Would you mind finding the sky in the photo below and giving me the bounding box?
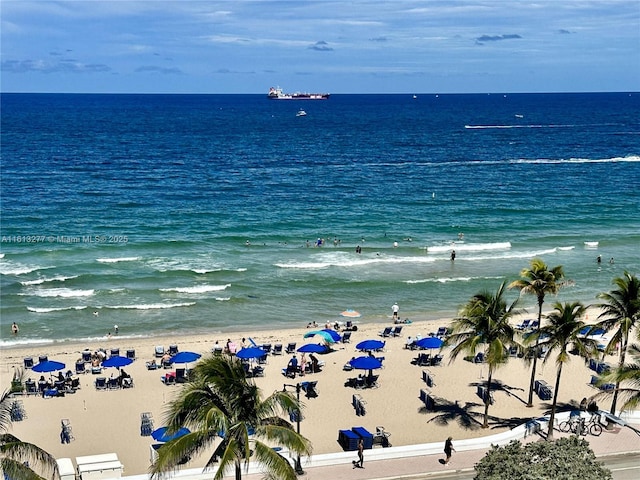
[1,0,639,94]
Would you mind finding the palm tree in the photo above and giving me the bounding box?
[446,281,520,428]
[596,272,640,414]
[150,355,312,480]
[533,301,599,440]
[598,345,640,413]
[1,384,59,480]
[509,258,565,407]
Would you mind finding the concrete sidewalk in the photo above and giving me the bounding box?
[244,423,640,480]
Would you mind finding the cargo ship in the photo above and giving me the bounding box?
[267,86,330,100]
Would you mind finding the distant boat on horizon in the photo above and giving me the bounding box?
[268,86,330,100]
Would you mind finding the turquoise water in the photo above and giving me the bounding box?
[1,92,639,347]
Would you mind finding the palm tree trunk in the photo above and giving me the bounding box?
[610,336,628,415]
[526,300,544,407]
[547,362,563,440]
[235,461,242,480]
[483,369,493,428]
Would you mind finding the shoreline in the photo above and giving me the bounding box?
[2,311,619,476]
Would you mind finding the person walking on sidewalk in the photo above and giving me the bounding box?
[353,438,364,468]
[444,436,455,464]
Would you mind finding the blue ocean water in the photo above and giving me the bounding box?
[1,92,639,348]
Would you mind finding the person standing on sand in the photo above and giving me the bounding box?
[444,437,455,464]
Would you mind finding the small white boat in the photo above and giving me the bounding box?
[296,109,307,117]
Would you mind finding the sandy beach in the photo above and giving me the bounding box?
[1,314,620,476]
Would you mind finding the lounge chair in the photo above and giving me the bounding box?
[107,378,119,389]
[23,357,34,369]
[379,326,392,337]
[82,350,92,363]
[416,353,431,366]
[161,373,176,385]
[352,394,366,416]
[373,426,392,447]
[473,352,485,363]
[431,354,444,366]
[272,343,283,355]
[391,326,403,337]
[419,389,436,410]
[38,355,48,364]
[529,321,539,329]
[126,349,136,360]
[175,368,187,383]
[365,374,379,388]
[285,342,297,354]
[95,377,107,390]
[301,381,318,398]
[341,331,352,343]
[154,346,165,358]
[140,412,154,436]
[75,361,86,374]
[121,377,134,388]
[422,370,435,387]
[436,327,448,338]
[477,385,494,404]
[168,344,179,355]
[25,380,38,396]
[146,360,158,370]
[110,348,120,357]
[252,365,265,377]
[261,344,272,355]
[516,319,531,330]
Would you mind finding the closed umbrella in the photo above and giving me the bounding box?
[32,360,66,373]
[236,347,267,360]
[101,356,133,368]
[297,343,327,354]
[356,339,385,352]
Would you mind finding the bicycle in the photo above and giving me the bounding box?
[558,414,602,436]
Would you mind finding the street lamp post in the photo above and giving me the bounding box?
[283,383,305,475]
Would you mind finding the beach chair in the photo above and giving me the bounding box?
[168,344,179,355]
[529,321,539,329]
[516,319,531,330]
[473,352,485,363]
[352,394,366,416]
[285,342,297,354]
[212,344,224,355]
[175,368,187,383]
[431,354,444,366]
[95,377,107,390]
[161,373,176,385]
[126,349,136,360]
[24,380,38,396]
[107,377,119,389]
[252,365,265,377]
[341,331,352,343]
[146,360,158,370]
[110,348,120,357]
[391,326,403,337]
[301,381,318,398]
[82,350,92,363]
[373,426,392,447]
[272,343,283,355]
[261,344,272,355]
[154,346,165,358]
[140,412,154,437]
[75,361,86,374]
[23,357,34,369]
[436,327,449,338]
[379,326,392,337]
[416,353,431,366]
[422,370,435,387]
[38,355,48,364]
[365,375,379,388]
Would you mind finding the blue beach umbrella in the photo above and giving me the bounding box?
[297,343,327,354]
[349,356,383,371]
[151,426,190,443]
[415,337,444,350]
[170,351,201,365]
[579,326,606,337]
[101,356,133,368]
[303,330,336,344]
[356,339,385,352]
[236,347,267,360]
[32,360,66,373]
